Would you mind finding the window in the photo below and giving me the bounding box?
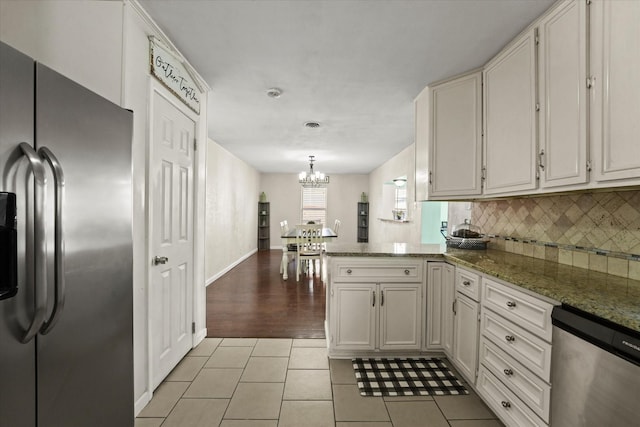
[393,186,407,220]
[395,187,407,211]
[301,187,327,225]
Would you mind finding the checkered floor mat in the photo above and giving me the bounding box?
[352,357,468,397]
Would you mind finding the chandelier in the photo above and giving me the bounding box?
[298,155,330,188]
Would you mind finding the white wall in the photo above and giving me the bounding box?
[260,174,369,245]
[368,144,423,244]
[205,139,260,283]
[120,4,152,413]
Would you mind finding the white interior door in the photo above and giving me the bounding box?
[150,90,195,390]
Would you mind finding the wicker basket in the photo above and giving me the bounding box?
[446,236,488,250]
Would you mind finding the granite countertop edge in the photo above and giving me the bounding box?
[324,243,640,333]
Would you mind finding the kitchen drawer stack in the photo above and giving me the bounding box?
[476,277,555,427]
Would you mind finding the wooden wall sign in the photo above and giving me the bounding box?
[149,37,201,114]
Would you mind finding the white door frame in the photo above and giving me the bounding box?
[145,79,206,396]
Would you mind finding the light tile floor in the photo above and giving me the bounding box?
[136,338,504,427]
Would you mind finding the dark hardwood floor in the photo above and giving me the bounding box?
[206,250,326,338]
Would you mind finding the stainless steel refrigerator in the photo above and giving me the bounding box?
[0,41,134,427]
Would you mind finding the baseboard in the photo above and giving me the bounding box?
[194,327,207,345]
[324,320,330,346]
[134,390,151,417]
[206,248,258,286]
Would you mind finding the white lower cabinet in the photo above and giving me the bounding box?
[332,283,377,351]
[478,277,556,427]
[379,284,422,350]
[329,258,423,354]
[452,292,479,384]
[332,282,422,351]
[329,257,560,426]
[481,309,552,380]
[477,366,547,427]
[479,337,551,422]
[451,267,481,384]
[426,262,455,357]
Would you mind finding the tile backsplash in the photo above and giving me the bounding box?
[471,190,640,280]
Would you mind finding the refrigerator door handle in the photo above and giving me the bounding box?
[38,147,65,335]
[19,143,48,343]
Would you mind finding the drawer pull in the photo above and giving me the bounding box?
[501,401,511,408]
[346,269,352,274]
[404,269,410,275]
[462,280,471,286]
[503,368,514,376]
[506,301,517,308]
[505,335,515,342]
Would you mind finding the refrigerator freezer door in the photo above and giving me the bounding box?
[0,42,37,427]
[35,64,134,426]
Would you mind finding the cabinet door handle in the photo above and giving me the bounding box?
[404,269,410,275]
[381,290,384,306]
[506,301,516,308]
[452,300,457,315]
[346,269,352,274]
[372,291,376,307]
[501,401,511,408]
[505,335,515,342]
[503,368,514,376]
[539,149,545,171]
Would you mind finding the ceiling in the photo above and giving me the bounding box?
[138,0,554,175]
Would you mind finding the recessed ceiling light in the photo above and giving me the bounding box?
[266,87,282,98]
[304,121,321,129]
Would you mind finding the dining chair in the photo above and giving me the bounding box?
[280,220,296,276]
[333,219,341,235]
[295,223,324,281]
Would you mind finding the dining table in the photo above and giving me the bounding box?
[280,227,337,280]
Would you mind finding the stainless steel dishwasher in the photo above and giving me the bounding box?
[550,306,640,426]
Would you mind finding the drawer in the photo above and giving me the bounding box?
[476,366,547,427]
[482,277,555,342]
[455,267,480,301]
[481,309,552,381]
[332,259,423,282]
[479,337,550,422]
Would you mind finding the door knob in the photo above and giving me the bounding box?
[153,256,168,265]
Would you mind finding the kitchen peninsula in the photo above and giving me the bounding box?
[324,243,640,335]
[324,242,640,427]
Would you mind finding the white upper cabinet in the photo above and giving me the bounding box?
[538,0,589,189]
[590,0,640,183]
[429,72,483,199]
[414,0,640,198]
[483,29,538,195]
[414,70,482,201]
